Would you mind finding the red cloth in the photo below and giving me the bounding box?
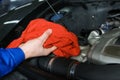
[7,19,80,58]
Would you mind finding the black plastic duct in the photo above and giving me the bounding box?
[36,56,120,80]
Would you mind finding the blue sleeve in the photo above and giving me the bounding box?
[0,48,25,78]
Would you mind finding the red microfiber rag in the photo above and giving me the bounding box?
[7,18,80,58]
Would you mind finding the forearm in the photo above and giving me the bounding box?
[0,48,25,77]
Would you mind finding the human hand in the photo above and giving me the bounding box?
[19,29,57,59]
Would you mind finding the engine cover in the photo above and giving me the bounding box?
[88,28,120,64]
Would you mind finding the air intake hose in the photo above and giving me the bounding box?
[37,56,79,79]
[37,56,120,80]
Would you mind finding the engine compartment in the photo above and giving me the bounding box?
[1,0,120,80]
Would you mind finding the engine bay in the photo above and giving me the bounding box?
[0,0,120,80]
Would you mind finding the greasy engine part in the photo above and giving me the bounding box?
[35,56,120,80]
[88,28,120,64]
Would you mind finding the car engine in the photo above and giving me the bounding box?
[0,0,120,80]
